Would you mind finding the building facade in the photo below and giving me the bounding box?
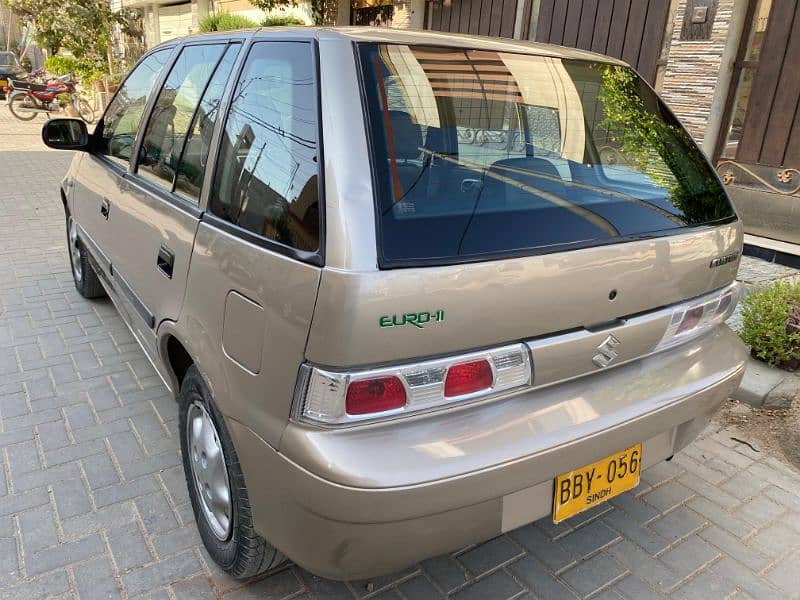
[125,0,314,47]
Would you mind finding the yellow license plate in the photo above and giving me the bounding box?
[0,80,7,88]
[553,443,642,523]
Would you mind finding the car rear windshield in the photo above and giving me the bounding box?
[357,44,736,267]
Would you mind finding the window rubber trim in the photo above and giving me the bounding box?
[122,172,203,219]
[200,212,323,266]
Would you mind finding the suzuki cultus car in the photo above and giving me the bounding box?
[42,28,747,580]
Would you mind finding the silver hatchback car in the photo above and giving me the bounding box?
[42,27,747,580]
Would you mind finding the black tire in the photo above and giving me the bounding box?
[8,94,37,121]
[179,365,286,578]
[67,214,106,299]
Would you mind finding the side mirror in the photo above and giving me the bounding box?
[41,118,89,151]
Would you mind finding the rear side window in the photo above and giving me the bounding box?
[97,49,172,167]
[137,43,227,191]
[175,44,241,200]
[209,41,320,254]
[358,44,735,267]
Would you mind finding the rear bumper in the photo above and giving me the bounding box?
[229,326,746,580]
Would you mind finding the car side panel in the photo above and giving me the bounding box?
[103,178,200,362]
[71,155,127,282]
[174,222,321,448]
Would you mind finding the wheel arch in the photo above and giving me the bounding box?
[158,326,195,398]
[157,323,228,408]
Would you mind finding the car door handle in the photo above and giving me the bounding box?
[100,198,110,219]
[157,244,175,279]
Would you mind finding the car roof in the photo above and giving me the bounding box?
[153,27,628,66]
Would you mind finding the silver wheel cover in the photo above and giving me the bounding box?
[186,401,233,540]
[68,218,82,282]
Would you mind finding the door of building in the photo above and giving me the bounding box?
[715,0,800,244]
[159,3,193,42]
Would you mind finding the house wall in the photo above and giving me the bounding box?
[391,0,425,29]
[215,0,314,24]
[659,0,735,145]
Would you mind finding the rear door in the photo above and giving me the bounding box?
[73,48,173,281]
[107,41,243,361]
[179,39,323,446]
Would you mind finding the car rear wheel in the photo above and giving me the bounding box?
[8,94,36,121]
[179,365,286,578]
[67,215,106,299]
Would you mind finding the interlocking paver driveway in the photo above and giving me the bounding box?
[1,110,800,599]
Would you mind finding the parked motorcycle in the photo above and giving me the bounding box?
[4,74,94,123]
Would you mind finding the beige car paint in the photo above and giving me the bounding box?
[222,291,266,374]
[306,223,741,367]
[172,223,321,448]
[279,326,744,490]
[233,327,745,579]
[103,175,200,362]
[56,28,748,581]
[71,154,127,282]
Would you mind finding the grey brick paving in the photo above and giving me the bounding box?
[1,112,800,600]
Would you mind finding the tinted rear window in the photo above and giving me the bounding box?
[357,44,735,267]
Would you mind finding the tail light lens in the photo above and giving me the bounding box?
[657,283,739,351]
[345,376,406,415]
[294,344,531,426]
[444,360,493,396]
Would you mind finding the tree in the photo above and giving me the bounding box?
[248,0,336,25]
[5,0,62,54]
[6,0,141,83]
[248,0,296,13]
[597,65,731,224]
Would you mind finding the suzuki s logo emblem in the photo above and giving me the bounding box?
[593,334,621,368]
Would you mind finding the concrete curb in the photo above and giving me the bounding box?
[731,355,800,409]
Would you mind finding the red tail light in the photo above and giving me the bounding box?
[346,376,407,415]
[445,359,493,397]
[296,344,530,425]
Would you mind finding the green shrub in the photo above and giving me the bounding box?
[44,55,104,86]
[261,15,306,26]
[45,55,80,76]
[199,12,259,32]
[740,280,800,367]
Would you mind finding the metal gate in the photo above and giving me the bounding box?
[530,0,671,84]
[715,0,800,245]
[731,1,800,169]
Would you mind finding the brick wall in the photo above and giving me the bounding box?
[660,0,734,144]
